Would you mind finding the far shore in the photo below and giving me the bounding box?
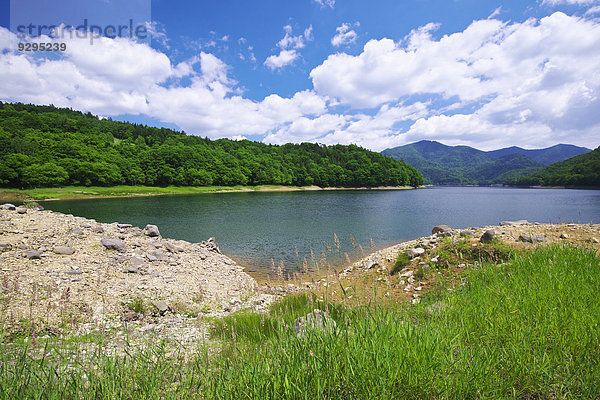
[0,184,422,202]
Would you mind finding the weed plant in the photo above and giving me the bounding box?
[1,245,598,399]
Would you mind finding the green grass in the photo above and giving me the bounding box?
[1,245,599,398]
[391,251,413,275]
[0,185,325,202]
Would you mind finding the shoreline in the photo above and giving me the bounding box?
[0,185,422,202]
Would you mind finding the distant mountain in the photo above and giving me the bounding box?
[381,141,591,185]
[486,144,592,165]
[511,146,600,187]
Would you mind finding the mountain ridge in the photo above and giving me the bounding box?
[382,140,592,185]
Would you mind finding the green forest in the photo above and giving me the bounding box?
[511,146,600,187]
[0,102,423,189]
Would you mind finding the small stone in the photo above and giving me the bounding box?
[152,301,170,315]
[164,242,183,253]
[101,238,127,252]
[24,250,43,259]
[130,257,146,266]
[500,220,529,226]
[460,230,475,237]
[124,265,139,273]
[432,225,452,235]
[54,246,76,255]
[406,248,425,258]
[152,250,164,260]
[518,235,545,243]
[16,207,27,214]
[480,230,495,244]
[2,204,16,211]
[117,223,133,229]
[144,224,160,237]
[92,226,105,234]
[31,202,44,211]
[146,253,158,262]
[560,233,569,239]
[65,270,83,276]
[71,228,83,235]
[590,237,599,244]
[80,223,92,229]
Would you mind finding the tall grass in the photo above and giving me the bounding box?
[1,245,599,399]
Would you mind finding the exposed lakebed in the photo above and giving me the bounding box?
[42,186,600,276]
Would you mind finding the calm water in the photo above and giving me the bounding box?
[42,187,600,276]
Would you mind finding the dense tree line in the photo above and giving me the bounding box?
[0,102,423,188]
[510,146,600,187]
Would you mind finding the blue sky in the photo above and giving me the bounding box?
[1,0,600,150]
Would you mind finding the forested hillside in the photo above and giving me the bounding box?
[511,146,600,187]
[382,140,590,185]
[0,102,423,188]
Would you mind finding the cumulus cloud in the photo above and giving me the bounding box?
[264,49,299,70]
[264,25,313,70]
[331,23,358,47]
[307,12,600,149]
[542,0,598,5]
[0,27,326,139]
[585,5,600,14]
[314,0,335,9]
[1,11,600,152]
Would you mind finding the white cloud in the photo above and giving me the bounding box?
[488,7,502,19]
[0,27,327,139]
[1,11,600,152]
[542,0,598,5]
[585,5,600,14]
[264,25,313,70]
[313,0,335,9]
[331,23,358,47]
[264,49,299,70]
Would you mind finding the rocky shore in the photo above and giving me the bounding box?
[1,203,598,352]
[303,219,600,305]
[0,203,278,345]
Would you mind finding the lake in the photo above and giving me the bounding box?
[42,187,600,277]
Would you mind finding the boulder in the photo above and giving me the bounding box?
[294,309,336,337]
[432,225,452,235]
[54,246,76,255]
[144,224,160,237]
[1,204,16,211]
[31,202,44,211]
[101,238,127,252]
[480,230,495,243]
[406,248,425,258]
[500,220,529,226]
